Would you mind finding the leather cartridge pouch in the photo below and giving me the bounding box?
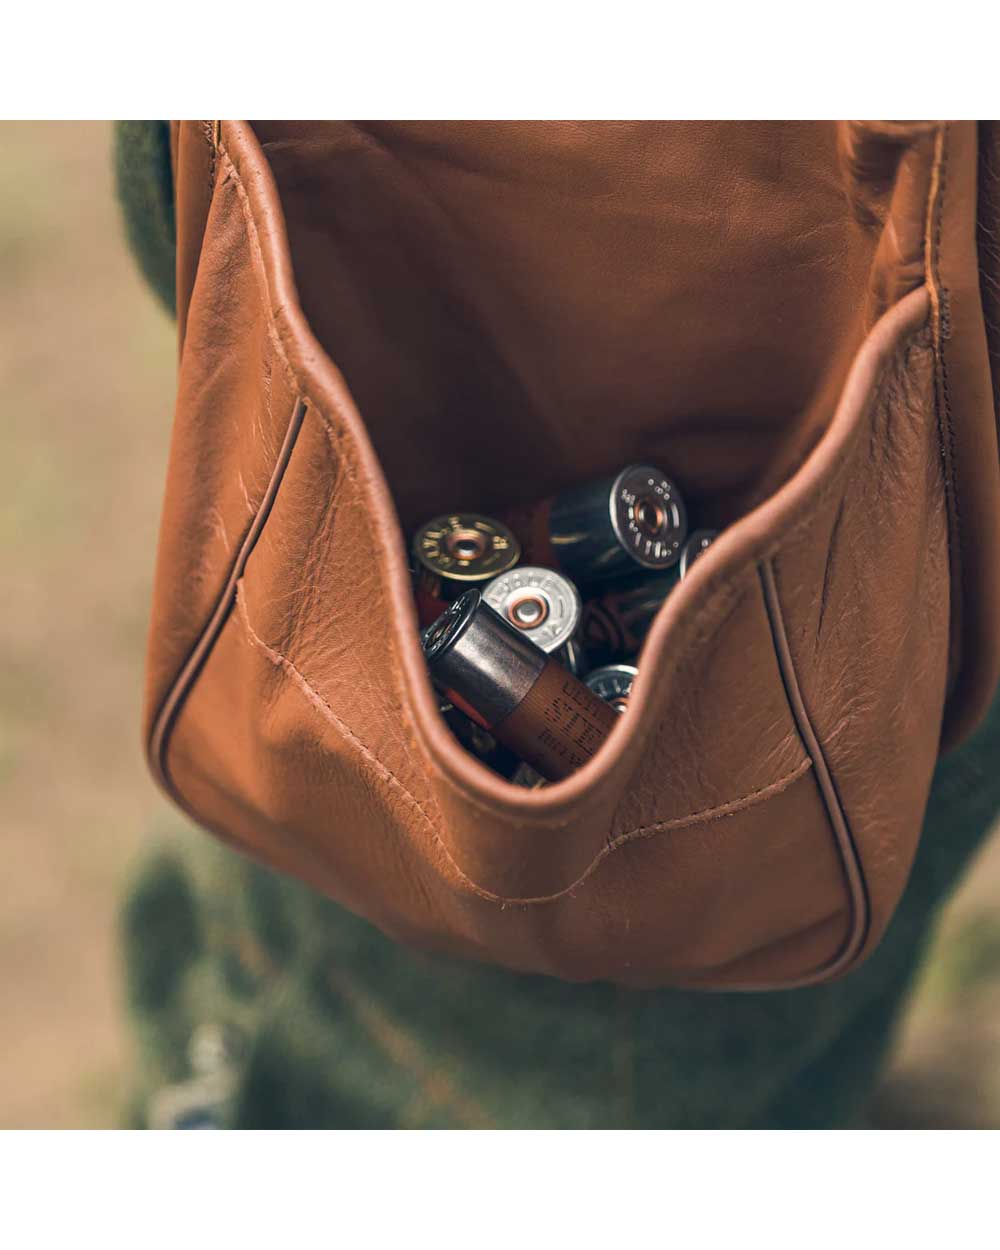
[145,121,1000,989]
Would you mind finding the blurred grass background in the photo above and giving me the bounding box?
[1,120,999,1128]
[1,121,175,1126]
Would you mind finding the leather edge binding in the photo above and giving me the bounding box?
[756,557,870,986]
[147,396,308,796]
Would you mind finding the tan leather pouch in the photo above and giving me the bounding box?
[146,121,1000,989]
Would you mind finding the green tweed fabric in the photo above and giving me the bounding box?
[120,695,1000,1129]
[116,121,1000,1129]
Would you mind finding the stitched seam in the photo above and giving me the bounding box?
[604,575,803,835]
[926,124,962,575]
[610,760,812,840]
[292,409,449,817]
[202,120,217,196]
[236,581,813,906]
[236,581,440,826]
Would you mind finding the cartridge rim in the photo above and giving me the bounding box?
[482,565,583,654]
[678,529,719,580]
[413,513,521,583]
[422,590,481,662]
[585,662,639,713]
[609,465,687,570]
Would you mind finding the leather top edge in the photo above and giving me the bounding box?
[215,120,933,821]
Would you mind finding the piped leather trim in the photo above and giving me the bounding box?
[757,558,870,985]
[147,397,308,793]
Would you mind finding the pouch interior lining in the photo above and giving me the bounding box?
[250,120,879,532]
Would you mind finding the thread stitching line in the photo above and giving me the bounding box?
[236,581,813,907]
[925,126,962,577]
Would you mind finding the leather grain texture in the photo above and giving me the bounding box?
[145,121,1000,989]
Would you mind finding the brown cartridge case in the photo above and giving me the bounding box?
[422,591,618,781]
